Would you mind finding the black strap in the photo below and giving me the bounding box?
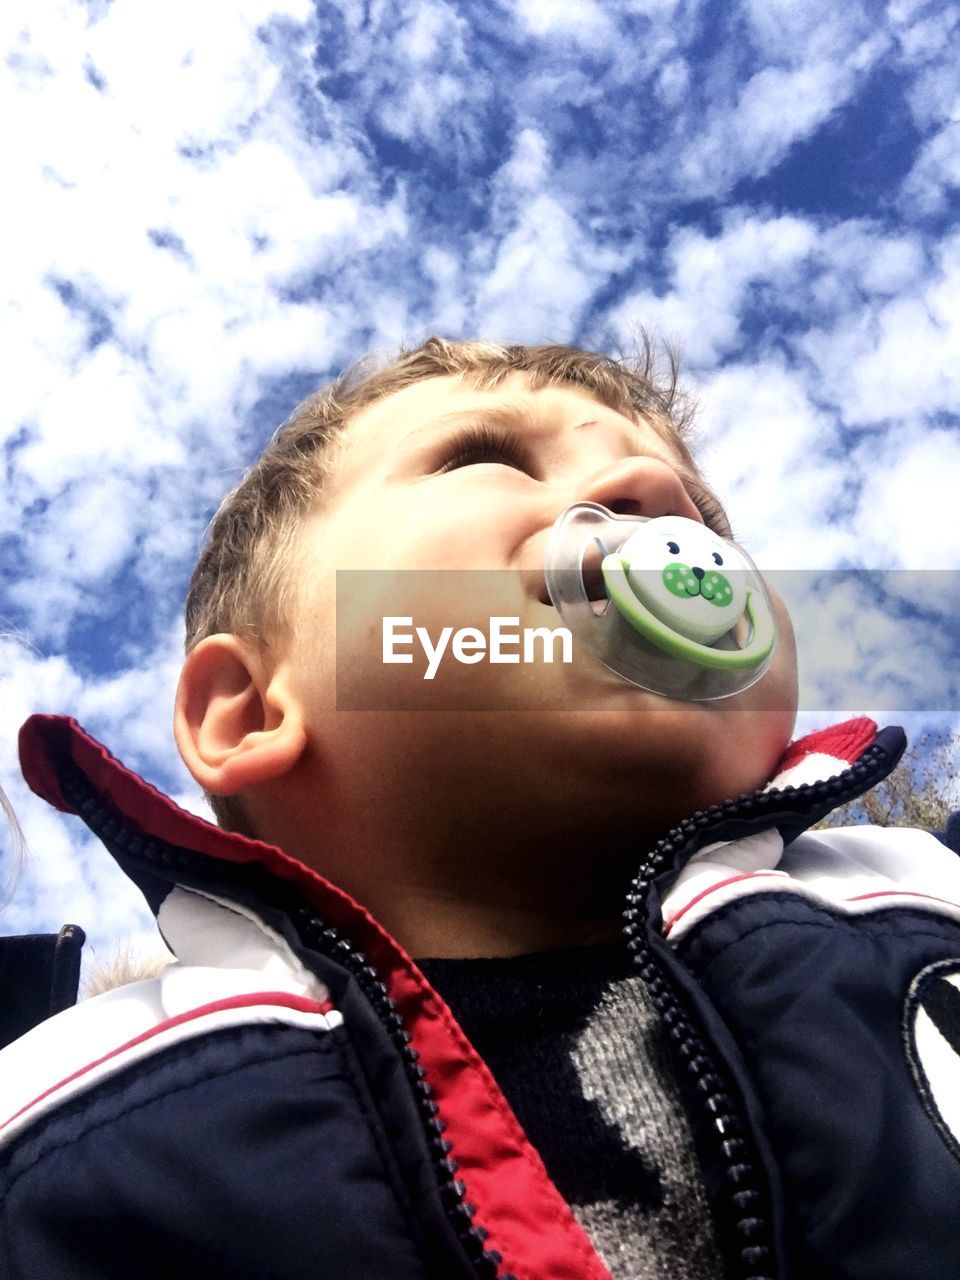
[937,811,960,856]
[0,924,86,1050]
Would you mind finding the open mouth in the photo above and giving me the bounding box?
[536,534,614,615]
[534,557,609,615]
[581,538,611,615]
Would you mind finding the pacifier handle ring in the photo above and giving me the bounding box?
[601,554,776,671]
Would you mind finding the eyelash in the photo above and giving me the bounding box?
[434,426,731,533]
[435,424,531,474]
[687,487,731,537]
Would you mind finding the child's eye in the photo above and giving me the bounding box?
[435,424,532,475]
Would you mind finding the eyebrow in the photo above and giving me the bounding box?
[384,397,729,529]
[405,401,692,473]
[399,394,701,471]
[405,404,537,438]
[405,402,653,450]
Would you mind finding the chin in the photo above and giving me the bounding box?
[683,698,797,806]
[576,664,797,813]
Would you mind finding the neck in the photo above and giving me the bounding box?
[250,764,658,959]
[309,828,635,958]
[378,882,625,959]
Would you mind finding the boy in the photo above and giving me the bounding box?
[2,337,960,1279]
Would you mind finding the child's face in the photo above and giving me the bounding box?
[270,373,798,854]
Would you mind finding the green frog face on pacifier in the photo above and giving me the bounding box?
[544,502,776,699]
[619,518,749,645]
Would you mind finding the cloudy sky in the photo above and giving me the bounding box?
[2,0,959,969]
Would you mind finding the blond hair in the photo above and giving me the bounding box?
[185,334,701,829]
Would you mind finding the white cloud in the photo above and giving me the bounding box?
[0,792,160,958]
[817,223,925,297]
[890,0,960,87]
[743,0,875,64]
[0,0,417,650]
[466,130,627,338]
[513,0,615,44]
[474,196,624,338]
[694,358,856,567]
[1,629,197,954]
[900,123,960,218]
[476,206,589,336]
[680,46,883,192]
[653,56,691,107]
[781,568,960,714]
[16,341,185,482]
[375,3,479,147]
[3,0,960,962]
[615,212,818,365]
[851,427,960,568]
[498,127,551,192]
[618,0,690,16]
[801,229,960,427]
[612,211,960,582]
[889,1,960,217]
[0,629,188,783]
[318,0,491,160]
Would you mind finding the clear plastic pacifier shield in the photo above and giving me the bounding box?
[544,503,776,701]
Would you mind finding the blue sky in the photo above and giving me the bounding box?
[2,0,959,968]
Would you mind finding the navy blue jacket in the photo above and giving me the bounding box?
[2,714,960,1280]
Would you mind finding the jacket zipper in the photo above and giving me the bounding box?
[621,740,894,1280]
[63,736,893,1280]
[290,908,511,1280]
[61,768,509,1280]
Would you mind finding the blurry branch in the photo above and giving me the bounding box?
[815,732,959,831]
[82,939,174,999]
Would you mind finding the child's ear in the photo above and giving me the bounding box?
[174,635,307,797]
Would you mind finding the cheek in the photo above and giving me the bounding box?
[679,592,798,801]
[318,570,537,714]
[277,574,339,720]
[767,589,799,717]
[732,591,799,772]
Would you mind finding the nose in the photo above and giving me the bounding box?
[692,565,704,579]
[522,456,704,608]
[575,455,703,523]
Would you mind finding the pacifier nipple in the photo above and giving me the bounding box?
[544,503,776,701]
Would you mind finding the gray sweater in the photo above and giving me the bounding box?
[420,945,723,1280]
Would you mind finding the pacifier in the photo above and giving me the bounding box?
[544,503,776,700]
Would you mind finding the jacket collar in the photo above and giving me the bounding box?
[16,711,905,1280]
[19,712,896,937]
[20,712,893,935]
